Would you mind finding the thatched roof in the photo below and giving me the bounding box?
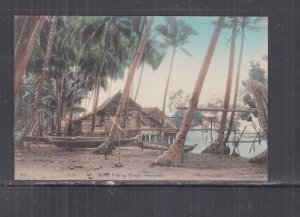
[141,107,178,133]
[73,91,141,123]
[72,95,177,134]
[138,111,161,127]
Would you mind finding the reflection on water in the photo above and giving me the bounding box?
[185,131,267,158]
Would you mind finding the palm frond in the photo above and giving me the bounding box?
[180,47,192,57]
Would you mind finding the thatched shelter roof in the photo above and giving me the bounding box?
[73,91,141,123]
[71,94,177,134]
[141,107,178,133]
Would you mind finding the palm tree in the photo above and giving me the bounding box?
[48,16,76,135]
[93,17,155,156]
[89,16,133,134]
[65,17,108,135]
[155,17,197,145]
[224,17,265,145]
[202,17,238,155]
[152,17,225,166]
[14,16,46,96]
[134,36,166,101]
[16,16,57,144]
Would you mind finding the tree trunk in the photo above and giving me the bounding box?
[14,16,46,96]
[67,66,78,136]
[160,47,176,144]
[224,22,246,144]
[162,47,176,116]
[134,61,145,102]
[108,78,113,98]
[152,17,225,166]
[91,28,110,133]
[202,17,238,155]
[91,76,101,133]
[56,77,64,135]
[15,16,57,144]
[93,17,155,155]
[67,18,108,135]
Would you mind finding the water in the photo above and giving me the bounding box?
[185,131,267,158]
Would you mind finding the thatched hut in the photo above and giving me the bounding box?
[69,91,141,136]
[139,107,178,144]
[65,93,178,144]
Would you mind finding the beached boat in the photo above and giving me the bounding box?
[139,142,197,153]
[24,135,138,148]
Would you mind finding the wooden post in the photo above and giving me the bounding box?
[176,107,257,113]
[123,98,129,137]
[249,133,259,153]
[210,118,213,143]
[232,125,247,155]
[118,137,121,166]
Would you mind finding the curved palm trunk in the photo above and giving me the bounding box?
[152,17,225,166]
[90,24,111,134]
[93,17,155,156]
[224,24,246,144]
[160,47,176,145]
[202,17,238,155]
[67,20,105,135]
[16,16,57,144]
[14,16,46,96]
[134,61,145,101]
[162,47,176,115]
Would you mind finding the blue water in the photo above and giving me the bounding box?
[185,131,267,158]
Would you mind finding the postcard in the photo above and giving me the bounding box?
[14,16,268,181]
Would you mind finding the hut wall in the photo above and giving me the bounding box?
[81,119,92,132]
[126,113,138,130]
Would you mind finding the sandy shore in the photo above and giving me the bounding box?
[15,144,267,181]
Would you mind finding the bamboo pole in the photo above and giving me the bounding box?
[176,107,257,113]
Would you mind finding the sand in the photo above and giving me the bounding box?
[14,144,267,182]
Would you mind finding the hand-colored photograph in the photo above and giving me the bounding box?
[14,16,268,181]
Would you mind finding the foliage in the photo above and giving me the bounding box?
[15,16,143,132]
[155,16,197,54]
[241,58,268,122]
[247,61,267,85]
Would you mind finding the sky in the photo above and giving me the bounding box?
[83,16,268,116]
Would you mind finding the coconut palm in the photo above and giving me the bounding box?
[152,17,225,166]
[93,17,155,156]
[16,16,57,144]
[35,16,90,135]
[134,35,166,101]
[155,17,197,144]
[64,17,108,135]
[88,16,134,134]
[202,17,238,155]
[14,16,46,96]
[48,16,77,135]
[224,17,265,144]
